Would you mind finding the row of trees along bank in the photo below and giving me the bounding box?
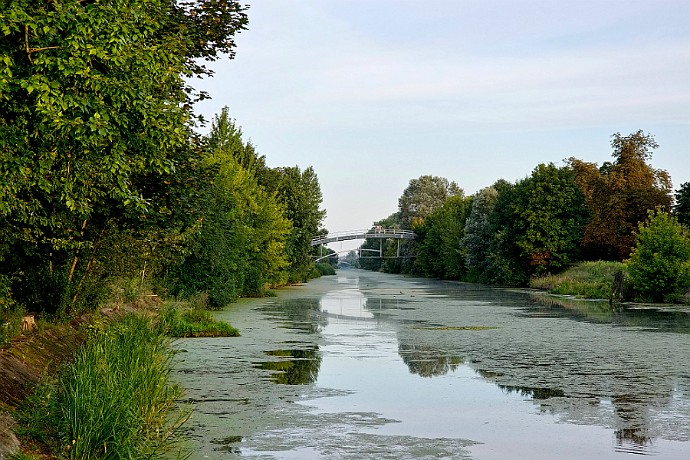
[0,1,327,320]
[361,131,690,302]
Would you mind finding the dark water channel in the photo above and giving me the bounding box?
[172,269,690,459]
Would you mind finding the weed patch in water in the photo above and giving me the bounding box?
[414,326,498,331]
[159,305,239,338]
[211,435,243,444]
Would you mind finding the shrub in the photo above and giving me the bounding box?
[314,262,336,276]
[626,210,690,302]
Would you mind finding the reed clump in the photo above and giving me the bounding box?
[17,314,188,459]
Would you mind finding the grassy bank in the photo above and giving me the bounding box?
[1,280,242,459]
[529,261,625,299]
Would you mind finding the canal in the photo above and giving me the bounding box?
[172,269,690,459]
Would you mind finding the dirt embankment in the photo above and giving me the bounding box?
[0,297,163,459]
[0,318,89,459]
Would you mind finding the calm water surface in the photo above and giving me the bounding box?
[172,269,690,459]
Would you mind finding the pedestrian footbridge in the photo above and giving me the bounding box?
[310,228,415,247]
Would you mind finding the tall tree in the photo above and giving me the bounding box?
[569,130,671,261]
[398,175,463,229]
[511,163,588,274]
[0,1,248,312]
[463,186,499,283]
[265,166,326,282]
[414,195,472,279]
[205,106,267,175]
[485,180,528,285]
[388,175,462,274]
[168,111,289,307]
[674,182,690,228]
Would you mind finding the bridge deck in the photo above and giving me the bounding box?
[311,228,415,246]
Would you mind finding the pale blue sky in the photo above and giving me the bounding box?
[193,0,690,249]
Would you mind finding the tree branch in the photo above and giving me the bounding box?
[25,24,61,63]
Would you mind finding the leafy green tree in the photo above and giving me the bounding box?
[167,111,289,307]
[485,180,529,285]
[674,182,690,227]
[626,210,690,302]
[0,1,247,312]
[398,175,463,228]
[359,215,397,272]
[463,186,499,282]
[205,107,267,175]
[414,195,472,279]
[387,175,462,274]
[264,166,326,282]
[570,130,672,261]
[511,163,588,274]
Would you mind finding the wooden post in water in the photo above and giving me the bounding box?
[610,270,623,306]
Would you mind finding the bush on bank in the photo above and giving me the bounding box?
[626,211,690,303]
[314,263,336,276]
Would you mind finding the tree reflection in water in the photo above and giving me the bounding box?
[531,294,690,333]
[612,394,653,450]
[255,347,322,385]
[258,298,327,334]
[398,342,463,377]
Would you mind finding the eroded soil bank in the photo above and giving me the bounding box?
[0,319,88,458]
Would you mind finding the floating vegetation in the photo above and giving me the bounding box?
[211,435,243,445]
[414,326,498,331]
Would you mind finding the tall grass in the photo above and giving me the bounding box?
[530,261,626,299]
[0,307,25,347]
[19,314,187,459]
[63,315,185,458]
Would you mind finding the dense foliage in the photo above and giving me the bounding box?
[362,132,685,301]
[626,211,690,302]
[414,195,472,279]
[0,3,326,316]
[163,109,292,307]
[569,131,671,260]
[675,182,690,228]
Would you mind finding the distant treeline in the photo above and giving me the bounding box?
[0,2,327,316]
[360,131,690,301]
